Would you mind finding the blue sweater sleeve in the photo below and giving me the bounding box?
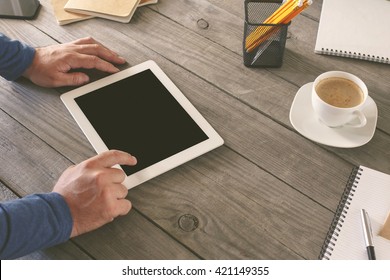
[0,192,73,259]
[0,33,36,81]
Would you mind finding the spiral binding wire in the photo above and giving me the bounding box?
[319,48,390,64]
[319,166,363,260]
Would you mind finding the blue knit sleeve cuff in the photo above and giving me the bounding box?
[0,33,36,81]
[37,192,74,242]
[0,192,73,259]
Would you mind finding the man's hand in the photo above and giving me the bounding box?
[53,150,137,238]
[23,37,126,87]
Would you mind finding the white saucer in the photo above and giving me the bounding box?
[289,82,378,148]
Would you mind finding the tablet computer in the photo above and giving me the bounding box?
[61,60,224,189]
[0,0,40,19]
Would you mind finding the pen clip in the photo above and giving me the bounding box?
[361,209,374,246]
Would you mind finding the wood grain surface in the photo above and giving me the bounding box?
[1,0,389,259]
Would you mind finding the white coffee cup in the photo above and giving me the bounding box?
[312,71,368,128]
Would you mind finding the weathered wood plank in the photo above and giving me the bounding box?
[0,110,71,196]
[130,146,335,259]
[0,78,95,164]
[73,209,199,260]
[0,182,16,202]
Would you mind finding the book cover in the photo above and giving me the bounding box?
[64,0,141,23]
[50,0,93,25]
[139,0,158,7]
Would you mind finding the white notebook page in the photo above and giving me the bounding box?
[315,0,390,63]
[327,166,390,259]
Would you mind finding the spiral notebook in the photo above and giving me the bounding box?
[320,166,390,260]
[314,0,390,64]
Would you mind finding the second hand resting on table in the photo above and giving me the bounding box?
[23,37,126,87]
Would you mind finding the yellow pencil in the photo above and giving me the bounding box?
[263,0,295,24]
[245,0,295,49]
[245,0,311,53]
[245,0,298,51]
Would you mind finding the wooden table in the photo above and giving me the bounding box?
[1,0,389,260]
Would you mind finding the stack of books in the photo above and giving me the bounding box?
[51,0,158,25]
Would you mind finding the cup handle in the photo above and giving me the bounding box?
[345,110,367,128]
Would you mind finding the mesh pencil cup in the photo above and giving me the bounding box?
[243,0,290,67]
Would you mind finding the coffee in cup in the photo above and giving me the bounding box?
[312,71,368,128]
[315,77,364,108]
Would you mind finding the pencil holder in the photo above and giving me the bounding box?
[243,0,290,67]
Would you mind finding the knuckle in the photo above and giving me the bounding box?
[124,200,132,213]
[115,170,126,183]
[91,43,100,51]
[106,150,122,162]
[90,54,100,65]
[120,184,128,194]
[105,202,117,218]
[77,36,94,44]
[93,170,107,186]
[85,36,95,43]
[110,149,123,159]
[72,74,83,85]
[62,52,73,61]
[79,159,95,170]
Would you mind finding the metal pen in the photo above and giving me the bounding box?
[361,209,376,260]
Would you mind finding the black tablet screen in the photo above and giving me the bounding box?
[75,69,209,176]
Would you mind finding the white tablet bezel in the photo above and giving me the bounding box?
[61,60,224,189]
